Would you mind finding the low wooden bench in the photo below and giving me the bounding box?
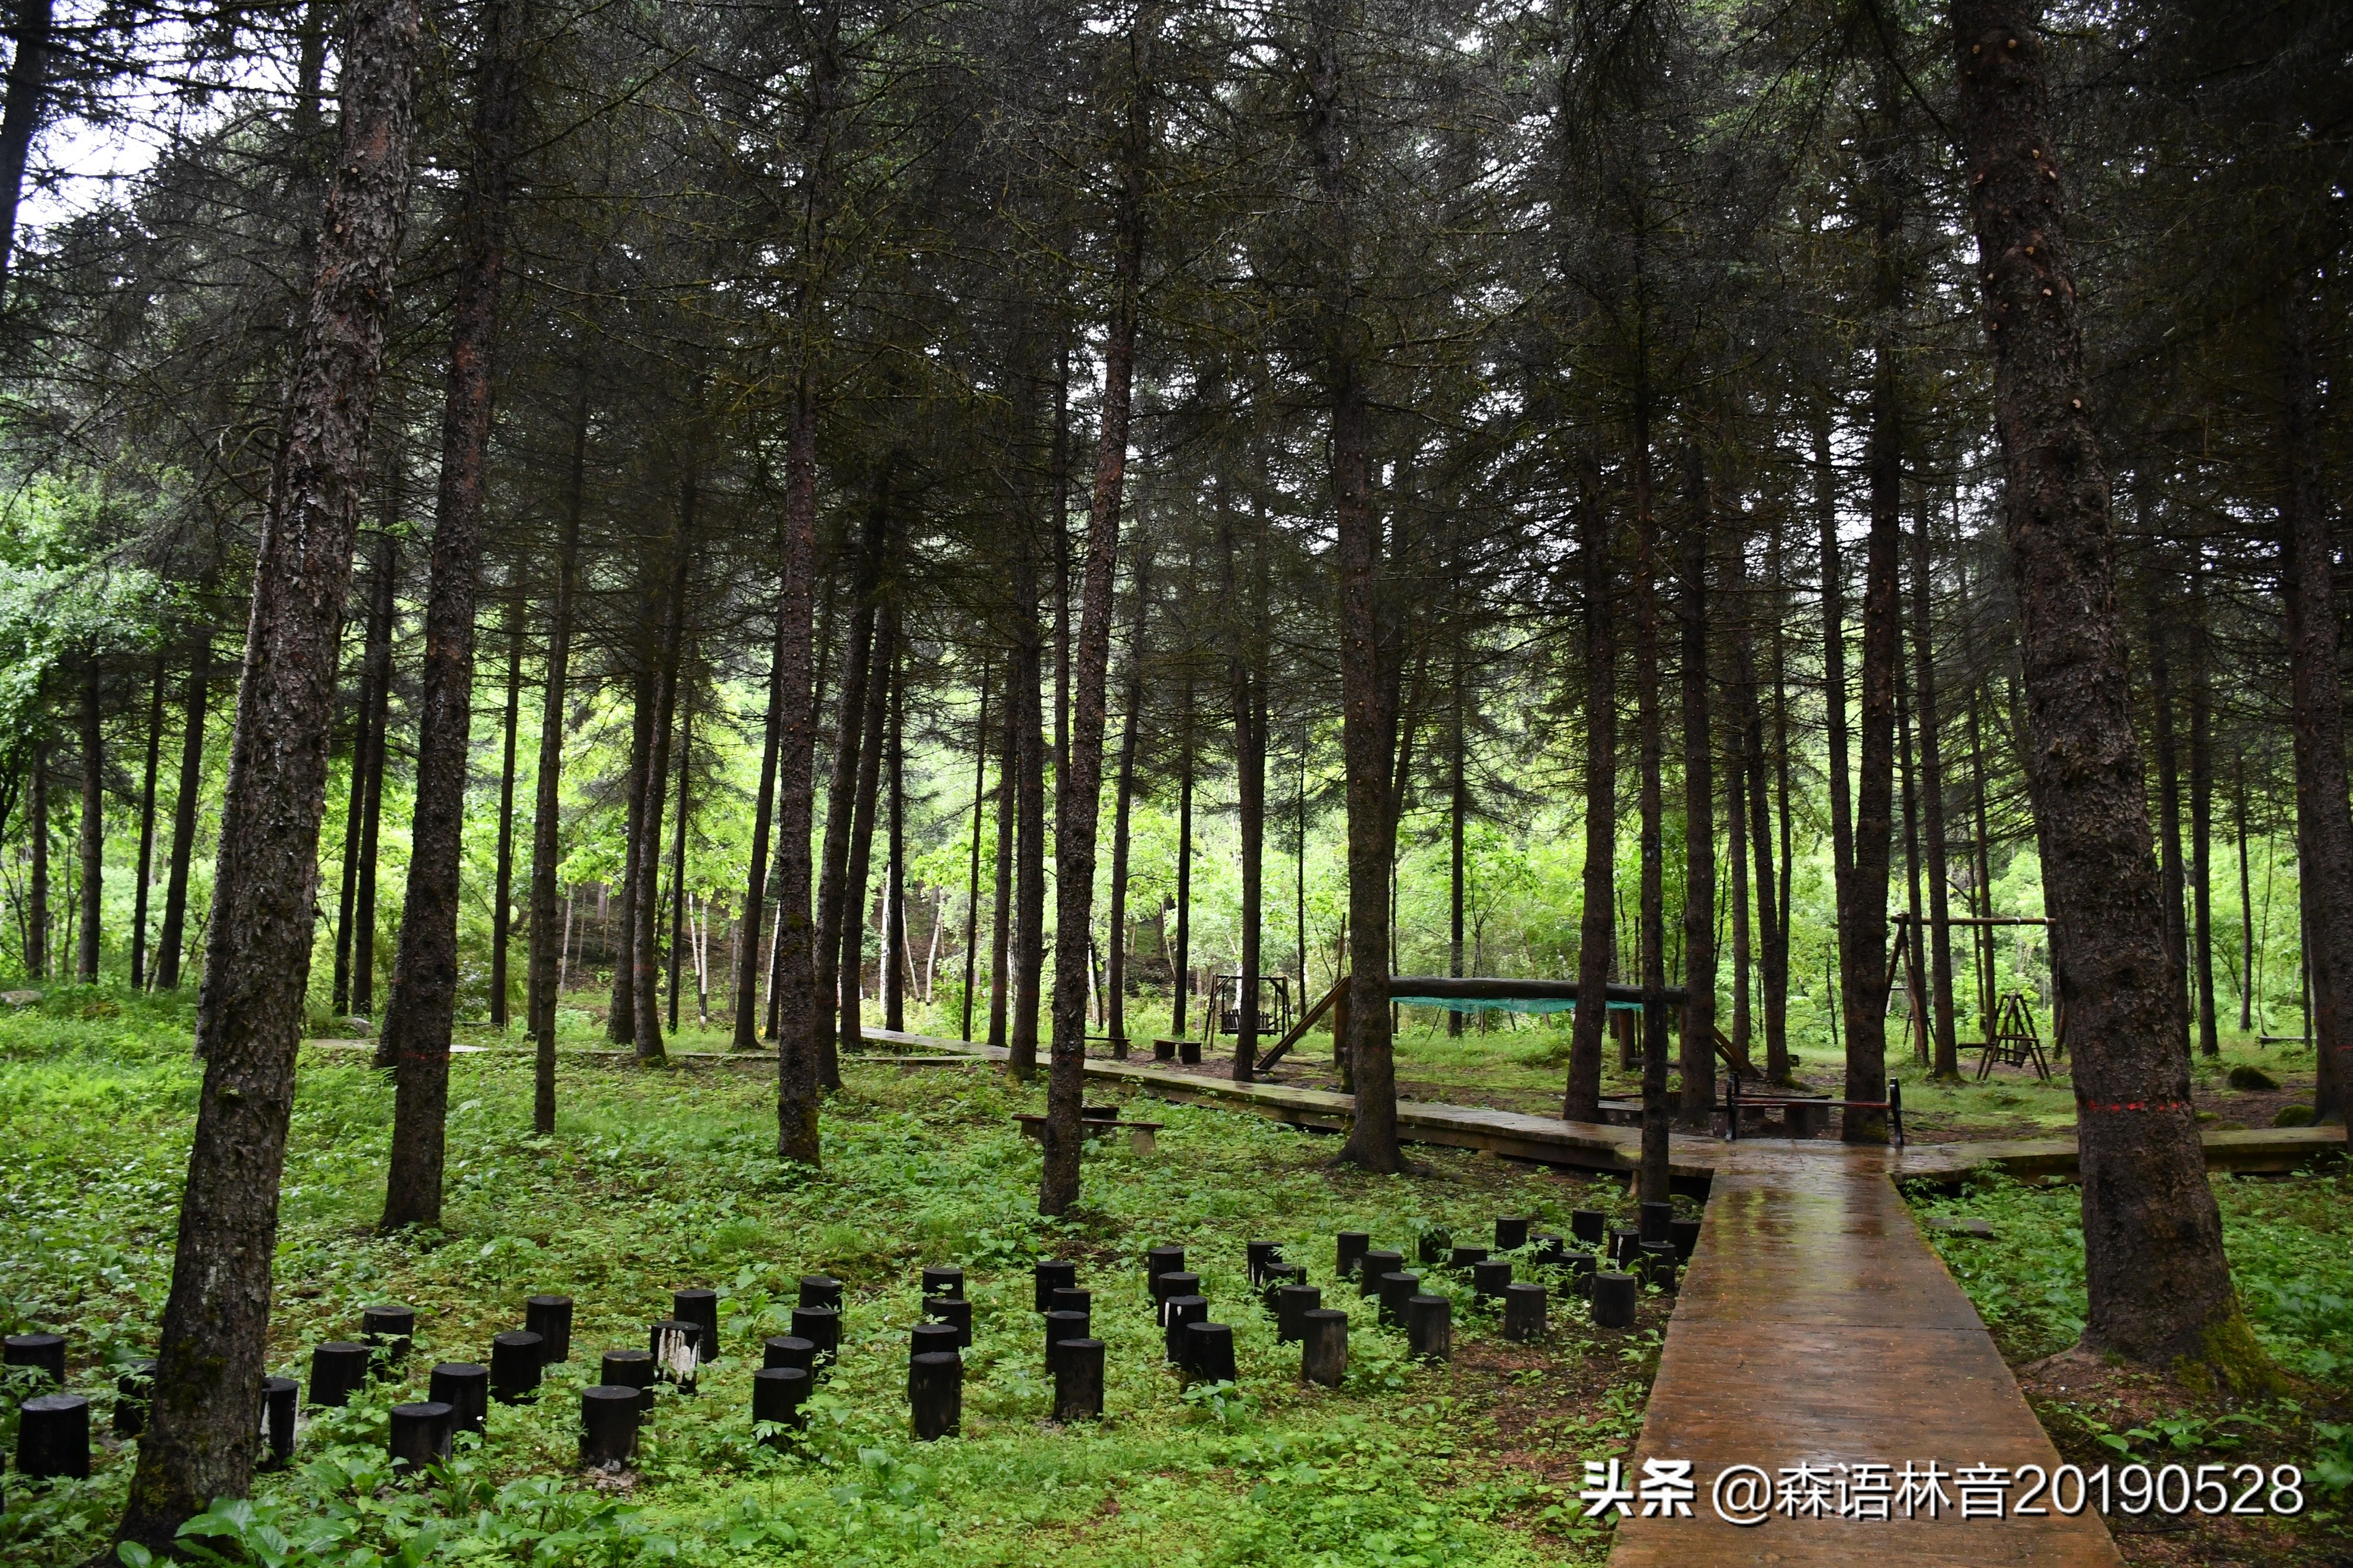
[1012,1111,1165,1154]
[1725,1076,1904,1146]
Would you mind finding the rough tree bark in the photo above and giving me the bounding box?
[814,485,885,1084]
[1008,492,1047,1081]
[839,606,892,1060]
[1952,0,2269,1374]
[1106,554,1150,1054]
[76,655,101,984]
[1566,469,1614,1122]
[528,370,588,1124]
[987,672,1015,1048]
[1170,685,1193,1038]
[380,0,529,1226]
[961,659,989,1041]
[113,0,421,1538]
[631,535,687,1063]
[1632,397,1670,1201]
[156,631,212,991]
[665,674,694,1033]
[133,654,165,988]
[1678,458,1715,1128]
[2187,564,2218,1057]
[734,583,786,1049]
[2278,288,2351,1123]
[1041,17,1147,1210]
[352,530,397,1026]
[1220,495,1265,1085]
[2148,584,2189,1056]
[773,382,824,1164]
[491,601,522,1028]
[1909,501,1961,1077]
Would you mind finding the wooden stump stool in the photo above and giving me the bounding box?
[752,1366,811,1439]
[1405,1295,1452,1361]
[387,1401,453,1475]
[526,1296,574,1362]
[1593,1271,1637,1329]
[909,1351,961,1440]
[308,1341,370,1407]
[601,1348,656,1411]
[580,1385,640,1469]
[1501,1282,1547,1341]
[429,1362,488,1435]
[1051,1337,1104,1421]
[1300,1309,1347,1387]
[16,1392,88,1480]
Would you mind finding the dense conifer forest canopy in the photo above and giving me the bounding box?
[0,0,2346,1557]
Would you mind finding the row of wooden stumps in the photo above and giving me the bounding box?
[2,1204,1701,1486]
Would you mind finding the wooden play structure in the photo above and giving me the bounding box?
[1887,911,2068,1065]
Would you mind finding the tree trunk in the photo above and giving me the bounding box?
[1845,303,1903,1143]
[0,0,55,296]
[77,655,102,984]
[1678,459,1715,1128]
[736,581,787,1051]
[1633,400,1670,1201]
[665,673,694,1034]
[528,370,587,1125]
[1171,686,1193,1038]
[1898,637,1929,1067]
[606,670,650,1042]
[1909,500,1961,1077]
[884,645,906,1032]
[632,536,688,1063]
[769,573,833,1041]
[839,606,892,1060]
[961,659,990,1042]
[332,625,372,1014]
[157,634,212,991]
[2187,564,2218,1057]
[2277,287,2351,1122]
[2148,586,2189,1058]
[491,602,521,1029]
[25,740,43,978]
[114,0,421,1537]
[1951,0,2263,1374]
[1009,504,1048,1081]
[1106,552,1150,1054]
[1220,500,1265,1085]
[1747,673,1786,1082]
[1814,408,1855,950]
[1566,469,1614,1122]
[1728,704,1749,1059]
[378,0,526,1208]
[132,654,166,988]
[2235,750,2253,1035]
[815,485,887,1084]
[354,529,398,1029]
[988,669,1016,1048]
[1042,43,1146,1208]
[773,381,824,1165]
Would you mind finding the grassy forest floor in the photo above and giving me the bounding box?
[1,985,2346,1566]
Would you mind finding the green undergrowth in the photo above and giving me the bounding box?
[1907,1168,2353,1521]
[0,991,1668,1566]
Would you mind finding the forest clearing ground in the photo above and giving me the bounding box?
[0,987,1683,1567]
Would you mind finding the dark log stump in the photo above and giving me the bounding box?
[580,1385,640,1469]
[527,1295,574,1362]
[909,1351,961,1440]
[429,1362,488,1435]
[307,1341,370,1407]
[1051,1336,1104,1421]
[1300,1309,1347,1387]
[387,1401,453,1475]
[1501,1282,1547,1341]
[16,1392,88,1479]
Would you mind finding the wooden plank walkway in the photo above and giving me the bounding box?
[304,1031,2345,1179]
[1611,1144,2122,1565]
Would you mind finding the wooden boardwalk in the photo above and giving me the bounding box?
[1611,1144,2123,1565]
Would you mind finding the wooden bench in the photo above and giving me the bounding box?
[1011,1111,1164,1154]
[1724,1076,1904,1146]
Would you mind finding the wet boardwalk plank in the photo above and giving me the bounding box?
[1609,1144,2123,1566]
